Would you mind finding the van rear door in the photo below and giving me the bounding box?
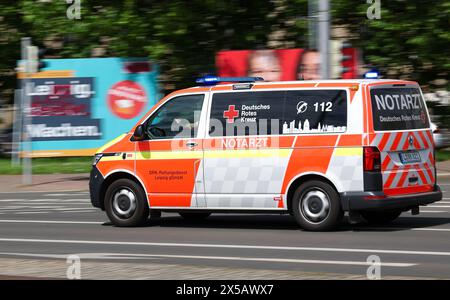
[369,84,435,196]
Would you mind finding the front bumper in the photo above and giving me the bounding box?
[89,166,105,209]
[340,185,442,211]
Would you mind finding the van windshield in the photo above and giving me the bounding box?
[370,87,430,131]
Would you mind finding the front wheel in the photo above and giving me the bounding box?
[360,210,401,225]
[292,180,343,231]
[104,178,149,227]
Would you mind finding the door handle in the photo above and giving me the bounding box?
[186,141,198,148]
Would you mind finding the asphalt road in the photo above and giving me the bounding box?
[1,177,450,279]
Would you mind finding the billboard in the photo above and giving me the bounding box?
[216,49,304,81]
[19,58,159,157]
[216,48,360,81]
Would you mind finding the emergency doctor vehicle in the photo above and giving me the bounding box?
[89,77,442,231]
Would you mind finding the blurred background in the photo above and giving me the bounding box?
[0,0,449,177]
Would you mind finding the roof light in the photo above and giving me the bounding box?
[195,76,264,85]
[364,69,379,79]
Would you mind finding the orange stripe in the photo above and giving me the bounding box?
[401,134,411,151]
[397,166,411,187]
[281,147,334,193]
[384,165,400,188]
[417,169,428,185]
[428,151,435,165]
[338,134,362,146]
[424,164,435,183]
[253,83,316,89]
[377,133,390,151]
[417,131,429,148]
[426,130,434,148]
[390,133,403,151]
[364,85,375,133]
[381,154,391,171]
[413,135,422,150]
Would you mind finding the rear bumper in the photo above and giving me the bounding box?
[89,166,104,209]
[340,185,442,211]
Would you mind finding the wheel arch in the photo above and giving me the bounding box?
[100,170,149,210]
[285,173,340,214]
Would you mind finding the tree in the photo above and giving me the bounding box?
[332,0,450,91]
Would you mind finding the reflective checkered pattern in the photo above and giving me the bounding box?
[326,153,364,192]
[196,154,291,208]
[203,155,291,194]
[205,194,279,208]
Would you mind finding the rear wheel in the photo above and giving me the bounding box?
[360,210,401,225]
[105,178,149,227]
[292,180,343,231]
[179,212,211,220]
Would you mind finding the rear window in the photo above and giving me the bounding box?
[370,87,430,131]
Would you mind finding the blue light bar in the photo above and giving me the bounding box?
[196,76,264,85]
[364,70,379,79]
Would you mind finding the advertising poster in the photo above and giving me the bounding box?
[18,58,160,157]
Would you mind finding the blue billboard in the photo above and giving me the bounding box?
[20,58,160,157]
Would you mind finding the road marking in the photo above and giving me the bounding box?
[0,200,27,202]
[0,252,416,267]
[0,190,86,195]
[0,238,449,257]
[427,205,450,208]
[44,193,82,197]
[351,226,450,232]
[418,210,447,213]
[13,212,49,215]
[61,210,98,213]
[0,220,103,224]
[411,228,450,232]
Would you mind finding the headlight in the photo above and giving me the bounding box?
[92,153,103,166]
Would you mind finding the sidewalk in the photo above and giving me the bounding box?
[437,160,450,174]
[0,174,89,193]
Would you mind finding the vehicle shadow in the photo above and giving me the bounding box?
[133,213,450,232]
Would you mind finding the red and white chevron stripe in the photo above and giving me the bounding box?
[371,130,435,195]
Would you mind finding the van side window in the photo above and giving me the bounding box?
[145,94,204,139]
[209,91,284,137]
[208,90,347,137]
[283,90,347,134]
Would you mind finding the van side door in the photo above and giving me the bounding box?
[134,93,207,208]
[202,90,290,210]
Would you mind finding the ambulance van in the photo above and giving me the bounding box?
[89,78,442,231]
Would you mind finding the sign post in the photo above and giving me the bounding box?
[21,37,32,185]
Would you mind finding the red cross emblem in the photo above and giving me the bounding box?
[223,105,239,123]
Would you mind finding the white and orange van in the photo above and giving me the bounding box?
[89,78,442,231]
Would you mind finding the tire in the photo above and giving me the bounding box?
[104,178,149,227]
[360,210,401,225]
[179,212,211,220]
[292,180,343,231]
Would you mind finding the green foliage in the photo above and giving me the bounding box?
[0,0,448,107]
[0,157,92,174]
[332,0,450,89]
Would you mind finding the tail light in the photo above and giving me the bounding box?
[364,147,381,172]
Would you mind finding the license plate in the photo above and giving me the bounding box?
[399,151,421,164]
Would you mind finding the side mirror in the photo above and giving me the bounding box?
[133,125,145,141]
